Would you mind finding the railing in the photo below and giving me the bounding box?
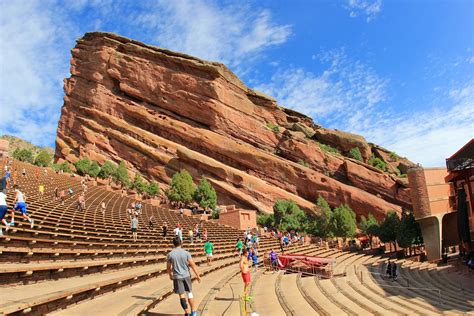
[262,257,333,278]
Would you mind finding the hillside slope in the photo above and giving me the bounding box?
[1,135,54,157]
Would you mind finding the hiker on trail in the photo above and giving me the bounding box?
[10,185,34,228]
[59,189,65,205]
[167,236,201,316]
[1,174,7,194]
[162,222,168,238]
[391,262,397,280]
[235,238,243,256]
[204,239,214,266]
[240,248,252,302]
[0,190,10,236]
[270,249,278,272]
[386,261,392,279]
[131,215,138,242]
[174,224,183,242]
[77,194,85,212]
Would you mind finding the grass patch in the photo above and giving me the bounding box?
[266,122,280,133]
[349,147,363,161]
[297,159,309,167]
[317,142,340,155]
[368,155,387,171]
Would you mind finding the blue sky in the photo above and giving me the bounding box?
[0,0,473,167]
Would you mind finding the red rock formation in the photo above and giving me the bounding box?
[56,32,415,219]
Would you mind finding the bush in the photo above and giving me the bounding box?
[114,161,129,186]
[52,161,72,173]
[368,155,387,171]
[146,181,160,197]
[131,173,147,193]
[166,170,196,205]
[389,152,399,160]
[317,142,340,154]
[74,158,91,176]
[98,161,116,179]
[378,211,400,251]
[257,213,275,227]
[88,161,101,178]
[13,148,34,163]
[34,150,52,167]
[349,147,363,161]
[331,204,357,239]
[307,196,333,238]
[266,122,280,133]
[297,159,309,167]
[194,177,217,210]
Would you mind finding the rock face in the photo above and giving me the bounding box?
[56,32,415,220]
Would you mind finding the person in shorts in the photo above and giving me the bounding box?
[270,249,279,272]
[0,191,10,235]
[240,248,251,302]
[204,240,214,266]
[131,215,138,242]
[11,185,34,228]
[167,236,201,316]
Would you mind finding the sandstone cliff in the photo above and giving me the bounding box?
[56,32,415,219]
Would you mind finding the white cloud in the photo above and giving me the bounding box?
[345,0,382,22]
[0,0,70,147]
[255,51,474,167]
[135,0,291,68]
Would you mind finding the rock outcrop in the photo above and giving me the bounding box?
[56,32,415,220]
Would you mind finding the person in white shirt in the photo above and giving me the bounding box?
[10,185,34,228]
[0,191,10,235]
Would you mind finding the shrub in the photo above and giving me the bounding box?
[273,199,307,232]
[131,173,147,193]
[297,159,309,167]
[34,150,52,167]
[146,181,160,197]
[266,122,280,133]
[332,204,357,239]
[257,213,275,227]
[349,147,363,161]
[13,148,34,163]
[114,161,129,186]
[194,177,217,210]
[389,151,399,160]
[88,161,101,178]
[368,155,387,171]
[211,208,220,219]
[98,161,116,179]
[74,158,91,176]
[317,142,340,154]
[52,161,72,173]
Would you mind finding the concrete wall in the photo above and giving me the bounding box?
[218,209,256,230]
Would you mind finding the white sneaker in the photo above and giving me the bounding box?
[5,223,9,232]
[30,220,34,229]
[0,228,3,236]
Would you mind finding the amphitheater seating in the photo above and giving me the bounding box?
[1,159,474,315]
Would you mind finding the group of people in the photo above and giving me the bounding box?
[0,183,34,236]
[386,260,398,280]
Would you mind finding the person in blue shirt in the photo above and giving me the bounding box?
[252,249,259,272]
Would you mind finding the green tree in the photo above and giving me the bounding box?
[146,181,160,197]
[331,204,357,239]
[131,173,147,193]
[98,161,116,179]
[211,208,220,219]
[88,161,101,178]
[257,213,275,227]
[53,161,72,173]
[307,196,334,238]
[114,161,129,187]
[194,177,217,210]
[349,147,363,161]
[359,213,379,248]
[34,150,52,167]
[397,210,423,256]
[166,170,196,205]
[378,211,400,251]
[74,158,91,176]
[273,199,307,232]
[15,149,34,163]
[368,155,387,171]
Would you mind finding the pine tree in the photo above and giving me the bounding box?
[114,161,129,187]
[146,181,160,197]
[359,213,379,248]
[166,170,196,205]
[98,161,116,179]
[88,161,101,178]
[74,158,91,176]
[378,211,400,251]
[273,199,307,232]
[332,204,357,239]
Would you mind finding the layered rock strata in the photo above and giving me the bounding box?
[56,32,415,219]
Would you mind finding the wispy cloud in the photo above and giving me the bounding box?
[135,0,291,68]
[256,50,474,167]
[345,0,382,22]
[0,0,70,147]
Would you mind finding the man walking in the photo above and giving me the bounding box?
[167,236,201,316]
[240,248,252,302]
[0,190,10,236]
[131,215,138,242]
[204,239,214,266]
